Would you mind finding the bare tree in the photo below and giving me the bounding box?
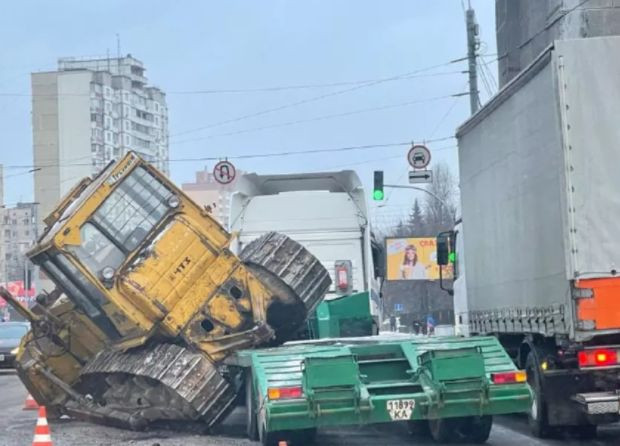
[423,162,458,234]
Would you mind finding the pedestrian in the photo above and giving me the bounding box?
[389,314,396,332]
[426,314,436,336]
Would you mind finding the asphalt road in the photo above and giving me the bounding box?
[2,372,619,446]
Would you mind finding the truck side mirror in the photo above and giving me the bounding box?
[437,232,451,266]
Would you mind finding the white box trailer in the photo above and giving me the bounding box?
[455,36,620,435]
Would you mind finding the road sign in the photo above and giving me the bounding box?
[394,303,403,312]
[213,160,236,185]
[408,170,432,184]
[407,144,431,169]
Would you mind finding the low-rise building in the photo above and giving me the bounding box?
[182,166,243,229]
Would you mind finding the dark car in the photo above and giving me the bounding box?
[0,322,30,368]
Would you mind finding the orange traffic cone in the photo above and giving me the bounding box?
[23,393,39,410]
[32,406,52,446]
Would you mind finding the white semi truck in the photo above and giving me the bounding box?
[438,36,620,438]
[229,170,383,337]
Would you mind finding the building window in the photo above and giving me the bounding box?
[105,132,111,143]
[123,92,129,102]
[124,121,130,131]
[125,135,131,145]
[155,116,159,125]
[105,102,111,113]
[4,230,9,237]
[154,103,159,112]
[105,87,111,97]
[25,230,29,236]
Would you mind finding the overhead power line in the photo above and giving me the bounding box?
[170,56,470,138]
[3,136,455,172]
[172,92,467,145]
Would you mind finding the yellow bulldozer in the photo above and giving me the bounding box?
[2,151,331,429]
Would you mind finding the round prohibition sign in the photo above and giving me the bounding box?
[407,144,431,169]
[213,160,236,185]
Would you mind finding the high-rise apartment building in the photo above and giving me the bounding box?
[1,202,37,283]
[32,54,168,226]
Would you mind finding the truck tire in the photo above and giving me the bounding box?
[245,371,258,441]
[428,418,454,442]
[428,416,492,443]
[259,425,280,446]
[460,416,492,443]
[525,351,551,438]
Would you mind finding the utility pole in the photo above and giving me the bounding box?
[466,6,480,114]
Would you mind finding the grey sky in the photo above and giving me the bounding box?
[0,0,496,225]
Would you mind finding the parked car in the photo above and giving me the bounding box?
[0,322,29,368]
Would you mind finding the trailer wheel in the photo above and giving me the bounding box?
[428,418,455,442]
[259,424,281,446]
[525,351,551,438]
[245,372,258,441]
[460,416,492,443]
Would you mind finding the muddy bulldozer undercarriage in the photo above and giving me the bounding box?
[4,232,330,431]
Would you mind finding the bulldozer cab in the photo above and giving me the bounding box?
[29,151,231,343]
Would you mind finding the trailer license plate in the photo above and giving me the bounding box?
[386,399,415,420]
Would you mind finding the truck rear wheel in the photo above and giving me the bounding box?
[525,351,551,438]
[428,418,455,442]
[259,427,316,446]
[460,416,492,443]
[428,416,492,443]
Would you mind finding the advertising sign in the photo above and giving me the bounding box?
[0,280,35,307]
[385,237,452,281]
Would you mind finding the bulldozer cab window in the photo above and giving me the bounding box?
[67,223,125,276]
[93,166,173,252]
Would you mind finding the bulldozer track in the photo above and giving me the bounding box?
[240,231,331,315]
[77,343,236,429]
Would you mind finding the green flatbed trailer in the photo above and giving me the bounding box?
[229,335,532,445]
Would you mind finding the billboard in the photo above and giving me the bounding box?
[386,237,452,281]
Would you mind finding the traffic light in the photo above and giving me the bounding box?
[373,171,384,201]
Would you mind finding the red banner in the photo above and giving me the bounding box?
[0,280,35,307]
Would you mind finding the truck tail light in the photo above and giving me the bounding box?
[578,349,619,368]
[267,386,303,400]
[491,371,527,384]
[336,265,349,291]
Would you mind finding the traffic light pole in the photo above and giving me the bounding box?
[384,184,451,210]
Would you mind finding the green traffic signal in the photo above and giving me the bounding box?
[449,252,456,263]
[373,171,384,201]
